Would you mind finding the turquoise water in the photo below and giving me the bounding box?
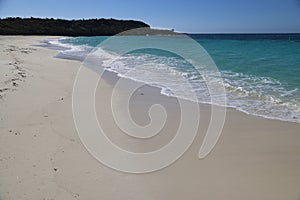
[46,34,300,123]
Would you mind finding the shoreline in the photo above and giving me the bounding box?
[47,36,300,124]
[0,36,300,199]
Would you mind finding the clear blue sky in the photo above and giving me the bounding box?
[1,0,300,33]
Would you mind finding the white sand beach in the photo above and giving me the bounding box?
[0,36,300,200]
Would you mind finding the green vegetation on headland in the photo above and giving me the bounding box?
[0,17,151,36]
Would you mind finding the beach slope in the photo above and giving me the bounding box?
[0,36,299,200]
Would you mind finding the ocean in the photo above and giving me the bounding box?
[44,34,300,123]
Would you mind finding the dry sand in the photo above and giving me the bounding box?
[0,36,299,200]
